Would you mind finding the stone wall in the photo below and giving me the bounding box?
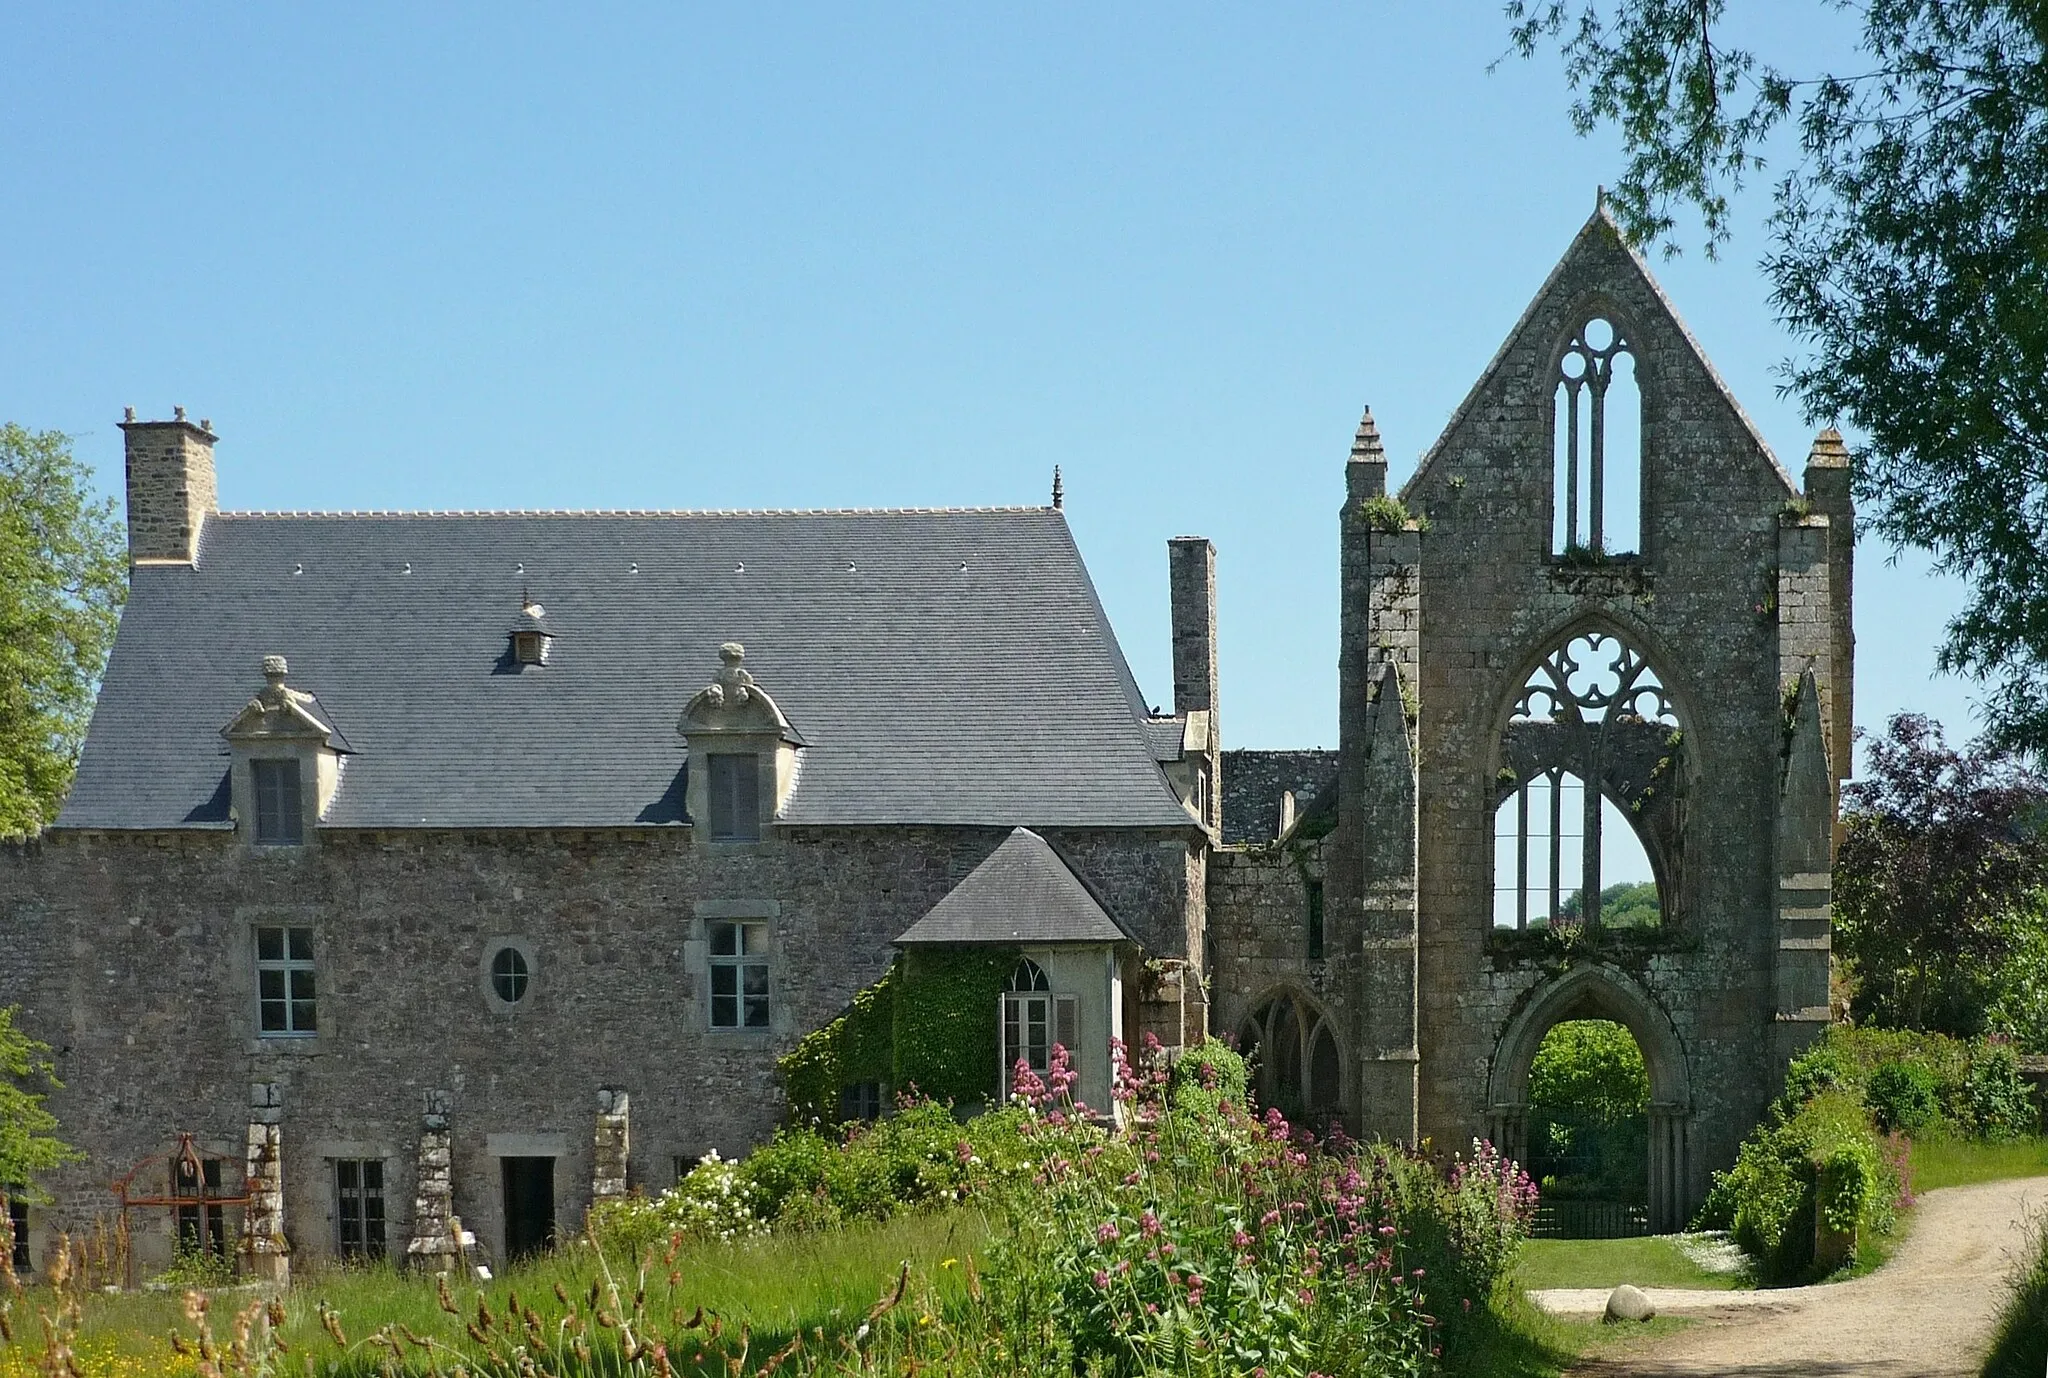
[120,413,216,564]
[1218,750,1338,846]
[0,820,1200,1271]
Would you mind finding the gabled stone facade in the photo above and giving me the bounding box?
[1209,208,1851,1229]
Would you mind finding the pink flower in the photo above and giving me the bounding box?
[1092,1269,1110,1289]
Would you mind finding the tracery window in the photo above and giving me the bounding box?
[1493,632,1679,930]
[1553,317,1642,555]
[1238,992,1342,1122]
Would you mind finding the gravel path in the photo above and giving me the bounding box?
[1540,1175,2048,1377]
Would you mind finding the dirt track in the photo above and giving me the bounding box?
[1552,1175,2048,1377]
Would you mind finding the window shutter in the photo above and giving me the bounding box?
[1054,995,1079,1056]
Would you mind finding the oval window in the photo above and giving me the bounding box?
[491,946,530,1004]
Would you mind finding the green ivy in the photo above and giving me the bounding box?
[780,963,898,1126]
[893,947,1018,1109]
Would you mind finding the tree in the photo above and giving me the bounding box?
[1833,713,2048,1032]
[1506,2,2048,757]
[0,1006,75,1197]
[0,425,125,836]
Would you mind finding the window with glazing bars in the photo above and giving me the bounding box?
[252,758,304,845]
[706,754,760,842]
[256,926,317,1034]
[334,1159,386,1261]
[708,920,769,1028]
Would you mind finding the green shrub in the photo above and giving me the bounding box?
[1968,1044,2039,1140]
[1715,1089,1900,1282]
[147,1244,238,1291]
[1166,1039,1248,1119]
[1865,1060,1943,1134]
[584,1148,766,1254]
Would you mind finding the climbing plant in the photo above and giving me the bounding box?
[892,947,1017,1109]
[779,947,1020,1122]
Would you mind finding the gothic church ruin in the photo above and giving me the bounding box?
[0,207,1849,1272]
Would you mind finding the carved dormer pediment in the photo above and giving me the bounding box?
[220,655,350,845]
[221,655,351,749]
[678,643,805,744]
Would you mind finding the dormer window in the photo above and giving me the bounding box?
[708,753,760,842]
[677,643,805,842]
[221,655,350,849]
[509,601,552,666]
[252,759,304,846]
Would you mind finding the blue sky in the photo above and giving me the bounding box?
[0,3,1973,755]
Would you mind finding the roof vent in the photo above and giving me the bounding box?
[510,599,553,666]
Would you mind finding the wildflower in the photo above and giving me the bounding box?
[1092,1270,1110,1289]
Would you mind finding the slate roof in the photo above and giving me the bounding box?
[894,827,1135,946]
[59,509,1196,831]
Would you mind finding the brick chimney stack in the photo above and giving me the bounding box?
[121,407,217,564]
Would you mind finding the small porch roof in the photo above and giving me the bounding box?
[894,827,1138,947]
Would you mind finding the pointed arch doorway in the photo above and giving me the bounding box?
[1486,965,1693,1233]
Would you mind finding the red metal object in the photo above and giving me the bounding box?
[111,1133,253,1289]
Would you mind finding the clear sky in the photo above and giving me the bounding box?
[0,3,1976,759]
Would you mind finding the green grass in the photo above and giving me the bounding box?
[1443,1290,1696,1378]
[1907,1134,2048,1193]
[1514,1236,1743,1292]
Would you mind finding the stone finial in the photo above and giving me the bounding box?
[123,406,135,422]
[1350,407,1386,464]
[1347,406,1388,502]
[262,654,289,684]
[1807,427,1850,467]
[1052,465,1064,510]
[174,406,187,422]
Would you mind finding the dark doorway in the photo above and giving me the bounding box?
[500,1157,555,1260]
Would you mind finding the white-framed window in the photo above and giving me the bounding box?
[708,920,770,1028]
[333,1159,386,1261]
[251,758,304,845]
[999,958,1077,1097]
[256,926,317,1035]
[707,753,761,842]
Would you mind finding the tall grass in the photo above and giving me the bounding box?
[1982,1208,2048,1378]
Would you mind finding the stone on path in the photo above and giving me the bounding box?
[1605,1284,1656,1323]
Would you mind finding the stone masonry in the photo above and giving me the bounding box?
[1208,207,1851,1229]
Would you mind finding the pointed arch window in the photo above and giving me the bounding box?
[1238,992,1343,1124]
[1553,317,1642,555]
[1493,631,1680,930]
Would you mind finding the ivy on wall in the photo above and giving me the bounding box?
[779,946,1019,1123]
[780,963,898,1125]
[893,946,1017,1108]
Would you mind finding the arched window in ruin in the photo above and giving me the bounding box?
[1553,316,1642,555]
[1239,991,1342,1123]
[1492,630,1682,930]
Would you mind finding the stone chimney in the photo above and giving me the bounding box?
[121,406,217,564]
[1168,536,1220,833]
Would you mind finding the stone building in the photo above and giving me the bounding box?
[1208,208,1851,1230]
[0,206,1848,1272]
